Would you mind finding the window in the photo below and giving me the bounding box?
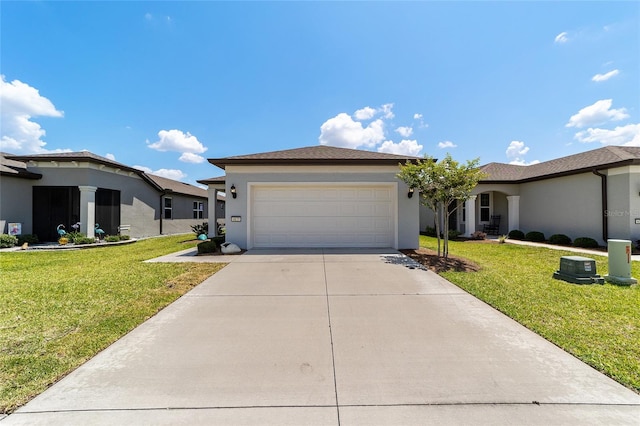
[193,201,204,219]
[480,193,491,222]
[164,197,172,219]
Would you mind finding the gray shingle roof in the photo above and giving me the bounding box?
[481,146,640,183]
[209,145,421,169]
[145,174,207,198]
[6,151,141,174]
[0,152,43,179]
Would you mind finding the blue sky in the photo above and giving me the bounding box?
[1,1,638,186]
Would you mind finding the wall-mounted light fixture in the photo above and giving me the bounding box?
[230,184,237,199]
[408,188,414,198]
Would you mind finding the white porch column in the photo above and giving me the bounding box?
[464,195,477,237]
[78,186,97,238]
[207,187,218,237]
[507,195,520,232]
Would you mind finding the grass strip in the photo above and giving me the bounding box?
[0,235,224,413]
[419,236,640,394]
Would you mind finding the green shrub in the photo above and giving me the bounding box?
[549,234,572,245]
[16,234,39,245]
[0,234,18,248]
[119,235,130,241]
[191,222,208,237]
[210,236,225,248]
[65,231,83,244]
[105,235,120,242]
[448,230,462,240]
[197,240,217,254]
[573,237,599,249]
[508,229,525,240]
[424,226,438,237]
[524,231,545,242]
[74,237,96,245]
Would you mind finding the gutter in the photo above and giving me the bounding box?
[592,169,608,242]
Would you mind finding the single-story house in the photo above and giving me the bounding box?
[421,145,640,245]
[202,145,421,249]
[1,151,214,241]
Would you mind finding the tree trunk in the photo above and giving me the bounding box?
[434,209,441,257]
[443,207,449,258]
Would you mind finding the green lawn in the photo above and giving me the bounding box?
[0,235,224,414]
[419,235,640,394]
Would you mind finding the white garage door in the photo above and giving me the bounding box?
[251,185,395,248]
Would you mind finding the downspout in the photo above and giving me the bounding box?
[159,191,166,235]
[592,169,608,242]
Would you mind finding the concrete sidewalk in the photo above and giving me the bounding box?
[3,249,639,425]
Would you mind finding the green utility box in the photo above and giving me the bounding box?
[553,256,604,285]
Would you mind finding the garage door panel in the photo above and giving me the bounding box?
[251,185,394,248]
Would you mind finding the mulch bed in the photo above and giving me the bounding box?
[400,248,481,273]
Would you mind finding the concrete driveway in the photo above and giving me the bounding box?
[3,249,639,425]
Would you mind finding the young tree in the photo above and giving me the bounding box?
[398,154,485,258]
[397,156,443,255]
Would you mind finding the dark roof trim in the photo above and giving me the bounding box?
[197,176,226,184]
[207,145,422,170]
[208,158,418,169]
[0,169,43,180]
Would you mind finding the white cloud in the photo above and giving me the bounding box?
[592,69,619,82]
[509,158,541,166]
[377,139,423,156]
[179,152,205,163]
[395,126,413,137]
[380,103,395,119]
[574,123,640,146]
[319,113,385,149]
[147,129,207,153]
[438,141,457,149]
[105,153,116,161]
[413,113,422,120]
[150,168,187,180]
[565,99,629,128]
[0,75,64,154]
[554,31,569,43]
[134,165,188,181]
[506,141,539,165]
[354,107,376,120]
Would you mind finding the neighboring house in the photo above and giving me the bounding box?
[201,145,421,249]
[0,152,209,241]
[420,146,640,245]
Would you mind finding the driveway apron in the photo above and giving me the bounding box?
[4,248,639,425]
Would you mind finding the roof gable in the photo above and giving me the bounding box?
[209,145,421,169]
